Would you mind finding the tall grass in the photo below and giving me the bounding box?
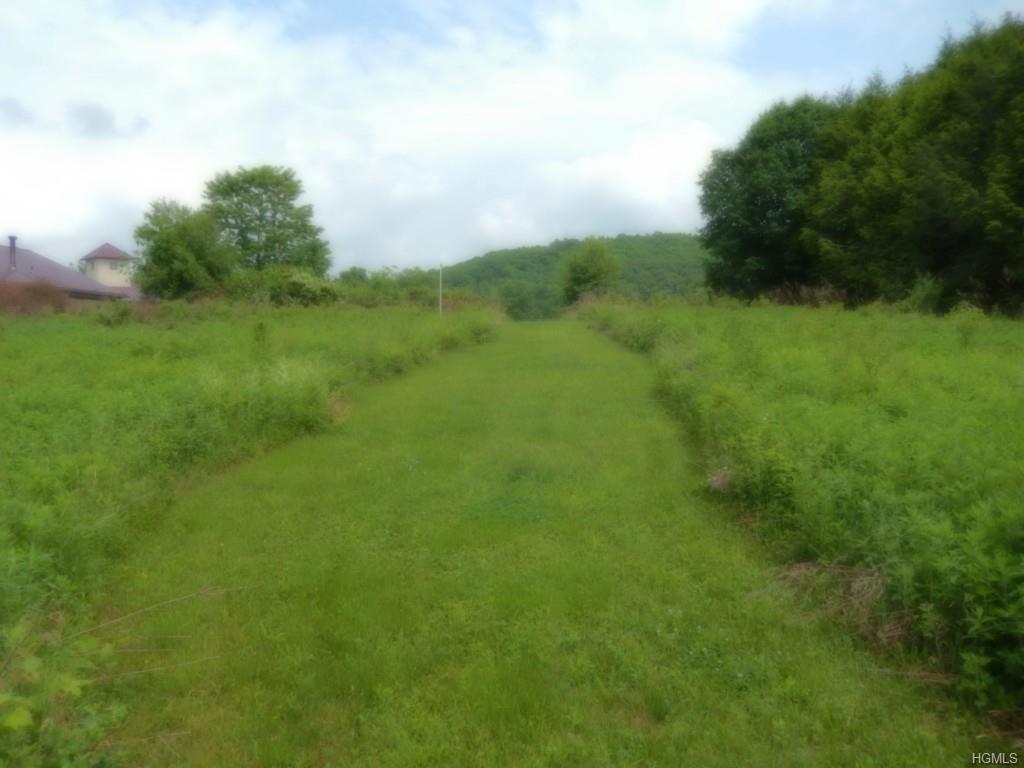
[90,321,976,765]
[0,301,499,762]
[583,298,1024,710]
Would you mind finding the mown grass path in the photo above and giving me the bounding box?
[98,321,972,766]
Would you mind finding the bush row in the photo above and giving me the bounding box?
[222,265,487,310]
[583,298,1024,710]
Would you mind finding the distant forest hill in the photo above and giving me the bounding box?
[444,233,706,319]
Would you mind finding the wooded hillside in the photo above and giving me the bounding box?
[444,233,706,319]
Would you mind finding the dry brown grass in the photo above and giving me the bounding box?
[986,709,1024,745]
[706,466,734,492]
[0,282,69,315]
[764,283,847,307]
[328,394,353,423]
[777,562,914,649]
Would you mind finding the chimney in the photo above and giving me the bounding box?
[8,236,16,270]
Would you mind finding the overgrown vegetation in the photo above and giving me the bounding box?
[445,233,706,319]
[700,17,1024,313]
[135,165,331,299]
[134,201,235,298]
[95,322,973,766]
[583,298,1024,711]
[0,302,499,764]
[224,265,340,306]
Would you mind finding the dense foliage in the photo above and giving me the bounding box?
[701,18,1024,313]
[204,166,331,276]
[134,200,235,298]
[562,239,620,303]
[445,233,706,319]
[700,97,836,298]
[135,166,330,298]
[584,298,1024,710]
[224,265,340,306]
[0,304,500,763]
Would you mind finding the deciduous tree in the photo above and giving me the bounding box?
[134,200,235,298]
[699,96,836,298]
[203,166,331,276]
[563,239,619,304]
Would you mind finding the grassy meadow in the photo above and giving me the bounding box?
[4,8,1021,767]
[1,295,1016,765]
[0,302,499,763]
[93,322,973,766]
[583,298,1024,711]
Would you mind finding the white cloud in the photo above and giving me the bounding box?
[0,0,895,267]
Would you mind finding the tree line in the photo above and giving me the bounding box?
[700,17,1024,314]
[134,165,628,309]
[136,165,330,298]
[443,233,705,319]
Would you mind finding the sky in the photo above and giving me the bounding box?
[0,0,1020,270]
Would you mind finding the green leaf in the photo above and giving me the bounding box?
[6,620,30,644]
[57,675,85,698]
[2,706,33,731]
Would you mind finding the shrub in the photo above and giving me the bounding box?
[899,275,947,314]
[95,301,133,327]
[562,239,620,305]
[225,266,338,306]
[135,201,235,299]
[584,298,1024,708]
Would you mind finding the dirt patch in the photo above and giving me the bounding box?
[328,395,353,424]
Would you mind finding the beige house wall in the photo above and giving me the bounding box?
[83,259,134,288]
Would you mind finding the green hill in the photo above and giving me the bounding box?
[445,232,706,319]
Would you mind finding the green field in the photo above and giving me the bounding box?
[584,298,1024,711]
[6,7,1022,766]
[0,303,499,763]
[4,303,1018,765]
[82,322,977,765]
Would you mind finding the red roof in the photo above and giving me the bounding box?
[81,242,135,262]
[1,245,124,298]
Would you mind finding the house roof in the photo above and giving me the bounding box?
[81,242,135,262]
[1,246,125,298]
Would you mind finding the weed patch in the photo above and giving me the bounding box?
[0,302,499,762]
[89,321,975,765]
[584,299,1024,711]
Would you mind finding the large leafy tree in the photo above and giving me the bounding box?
[562,239,620,304]
[808,19,1024,311]
[134,200,235,298]
[900,21,1024,312]
[203,165,331,276]
[699,96,836,298]
[802,79,906,303]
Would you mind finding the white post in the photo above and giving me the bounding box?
[438,261,443,316]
